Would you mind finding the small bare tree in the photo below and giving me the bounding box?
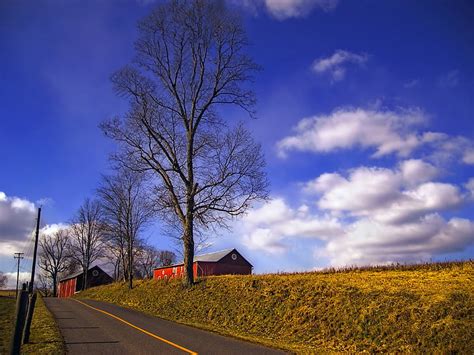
[69,199,105,291]
[136,244,177,279]
[158,250,177,267]
[37,273,53,297]
[38,229,70,297]
[97,170,153,289]
[0,272,7,289]
[102,0,268,287]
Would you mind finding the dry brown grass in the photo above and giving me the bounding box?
[78,260,474,353]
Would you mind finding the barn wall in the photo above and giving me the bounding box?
[58,278,77,298]
[197,262,251,276]
[153,260,251,280]
[153,263,198,279]
[219,250,252,268]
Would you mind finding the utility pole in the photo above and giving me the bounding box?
[14,252,24,299]
[28,207,41,294]
[22,207,41,345]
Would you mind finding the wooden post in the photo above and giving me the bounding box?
[28,207,41,294]
[22,293,37,344]
[9,284,28,355]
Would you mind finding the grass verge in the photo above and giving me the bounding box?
[0,291,16,354]
[78,261,474,353]
[21,295,65,354]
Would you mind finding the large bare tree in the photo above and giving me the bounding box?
[38,229,70,297]
[69,199,105,291]
[101,0,268,286]
[97,170,153,289]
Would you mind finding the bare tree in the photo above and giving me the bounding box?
[101,0,268,286]
[97,170,153,289]
[102,242,125,281]
[0,272,7,289]
[69,199,105,291]
[37,273,53,297]
[38,229,70,297]
[136,244,160,279]
[136,244,177,279]
[158,250,177,267]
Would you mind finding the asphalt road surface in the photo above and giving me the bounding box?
[44,298,286,354]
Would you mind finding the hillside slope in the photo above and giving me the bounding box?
[78,261,474,353]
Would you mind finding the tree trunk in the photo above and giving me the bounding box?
[52,274,57,297]
[182,213,195,287]
[128,240,133,289]
[82,266,88,291]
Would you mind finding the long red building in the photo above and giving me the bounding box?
[153,248,252,280]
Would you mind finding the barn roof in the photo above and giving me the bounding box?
[194,249,235,262]
[59,265,106,282]
[154,248,252,269]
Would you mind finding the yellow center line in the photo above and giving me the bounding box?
[72,298,198,355]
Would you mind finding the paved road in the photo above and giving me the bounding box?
[44,298,286,354]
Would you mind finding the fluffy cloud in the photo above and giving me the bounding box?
[277,107,474,164]
[2,271,31,289]
[0,192,63,261]
[241,199,343,254]
[277,107,425,158]
[229,0,338,19]
[312,50,368,82]
[264,0,338,19]
[238,160,474,266]
[0,191,37,257]
[466,178,474,198]
[325,214,474,266]
[304,160,465,225]
[462,150,474,165]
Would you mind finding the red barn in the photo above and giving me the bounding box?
[58,266,113,298]
[153,248,252,280]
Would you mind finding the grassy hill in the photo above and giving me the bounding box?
[78,261,474,353]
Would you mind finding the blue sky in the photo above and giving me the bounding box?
[1,0,473,281]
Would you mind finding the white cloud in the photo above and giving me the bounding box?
[400,159,438,186]
[466,178,474,198]
[277,107,474,164]
[312,50,368,82]
[264,0,338,19]
[237,159,474,267]
[0,191,36,243]
[304,162,464,225]
[277,107,426,158]
[325,214,474,266]
[228,0,338,19]
[0,192,64,261]
[437,70,459,88]
[404,79,420,88]
[241,198,343,254]
[463,150,474,165]
[2,272,31,289]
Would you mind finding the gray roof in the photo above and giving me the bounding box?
[59,265,104,282]
[154,248,245,269]
[194,249,235,262]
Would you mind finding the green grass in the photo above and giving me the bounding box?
[0,291,64,355]
[0,291,16,354]
[78,261,474,353]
